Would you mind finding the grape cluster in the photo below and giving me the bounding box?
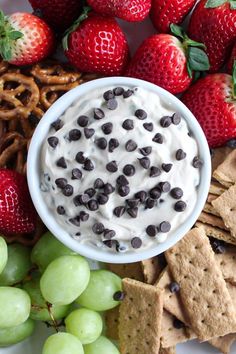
[0,233,121,354]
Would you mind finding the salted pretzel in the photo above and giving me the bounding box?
[0,60,9,75]
[0,73,40,120]
[40,81,80,109]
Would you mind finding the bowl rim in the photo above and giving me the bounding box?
[27,76,211,264]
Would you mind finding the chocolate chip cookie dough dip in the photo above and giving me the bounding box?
[40,85,202,254]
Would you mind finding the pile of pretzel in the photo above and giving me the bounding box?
[0,58,100,245]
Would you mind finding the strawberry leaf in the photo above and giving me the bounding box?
[188,47,210,73]
[0,37,12,61]
[8,31,23,40]
[233,60,236,98]
[205,0,228,7]
[170,24,185,40]
[186,61,193,79]
[229,1,236,9]
[185,39,206,49]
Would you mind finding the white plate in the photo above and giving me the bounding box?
[0,1,235,352]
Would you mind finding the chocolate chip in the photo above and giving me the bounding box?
[56,157,67,168]
[48,136,59,148]
[122,119,134,130]
[102,122,113,135]
[126,199,139,208]
[152,133,163,144]
[118,185,130,197]
[172,113,181,125]
[160,116,172,127]
[123,89,133,98]
[104,183,115,195]
[103,240,117,248]
[131,237,142,249]
[51,119,63,131]
[94,108,105,120]
[139,146,152,156]
[214,244,226,254]
[84,188,96,198]
[146,225,157,237]
[169,282,180,293]
[114,206,126,217]
[176,149,186,160]
[96,137,107,150]
[107,98,118,110]
[173,319,185,329]
[113,291,125,301]
[69,216,80,227]
[174,201,187,212]
[109,138,119,152]
[135,109,147,120]
[162,163,173,172]
[123,164,135,177]
[55,178,67,189]
[104,229,116,239]
[106,161,118,173]
[159,221,171,233]
[135,190,147,203]
[103,90,114,101]
[69,129,81,141]
[57,206,65,215]
[145,198,155,209]
[116,175,129,186]
[77,115,89,127]
[94,178,104,189]
[83,159,94,171]
[84,128,95,139]
[79,211,89,222]
[92,223,104,234]
[138,157,150,169]
[73,195,82,207]
[79,194,90,204]
[158,182,171,193]
[113,87,124,96]
[75,232,81,237]
[62,184,73,197]
[149,187,161,199]
[226,138,236,148]
[170,187,183,199]
[125,139,137,152]
[76,152,86,164]
[97,193,109,205]
[150,166,161,177]
[88,199,98,211]
[127,207,138,218]
[192,156,203,168]
[143,122,153,131]
[71,168,82,180]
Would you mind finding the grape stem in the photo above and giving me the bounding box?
[46,302,59,333]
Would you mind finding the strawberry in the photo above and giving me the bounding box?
[182,64,236,148]
[126,25,209,94]
[150,0,197,33]
[0,169,37,235]
[0,11,54,66]
[63,10,129,76]
[188,0,236,72]
[227,42,236,73]
[86,0,151,22]
[28,0,82,32]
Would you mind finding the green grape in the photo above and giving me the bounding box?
[76,270,121,311]
[42,332,84,354]
[40,255,90,305]
[84,336,120,354]
[0,244,32,286]
[65,308,103,344]
[31,231,76,272]
[0,237,7,275]
[23,277,70,321]
[0,287,31,328]
[0,318,35,347]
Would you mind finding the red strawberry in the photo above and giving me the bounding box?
[0,11,54,66]
[188,0,236,72]
[126,25,209,94]
[150,0,197,33]
[182,69,236,148]
[28,0,82,32]
[227,42,236,73]
[63,10,129,76]
[86,0,151,22]
[0,169,37,235]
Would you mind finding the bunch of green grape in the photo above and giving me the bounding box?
[0,233,122,354]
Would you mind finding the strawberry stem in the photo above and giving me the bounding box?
[233,60,236,98]
[205,0,236,9]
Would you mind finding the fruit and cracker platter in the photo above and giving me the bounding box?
[1,0,236,354]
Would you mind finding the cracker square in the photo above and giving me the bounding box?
[203,202,220,216]
[106,262,144,281]
[142,256,165,285]
[209,182,227,196]
[159,346,176,354]
[213,150,236,187]
[195,222,236,246]
[212,146,233,172]
[119,278,163,354]
[165,227,236,341]
[198,211,228,230]
[209,334,236,354]
[215,247,236,285]
[105,306,119,341]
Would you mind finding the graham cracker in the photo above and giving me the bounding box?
[209,334,236,354]
[106,262,144,281]
[142,256,165,285]
[105,306,119,340]
[203,202,220,216]
[209,182,226,196]
[215,247,236,285]
[159,346,176,354]
[165,227,236,341]
[161,310,196,348]
[195,222,236,246]
[212,146,233,172]
[213,149,236,187]
[198,211,228,230]
[212,185,236,238]
[119,278,163,354]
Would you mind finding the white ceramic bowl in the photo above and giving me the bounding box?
[27,77,211,264]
